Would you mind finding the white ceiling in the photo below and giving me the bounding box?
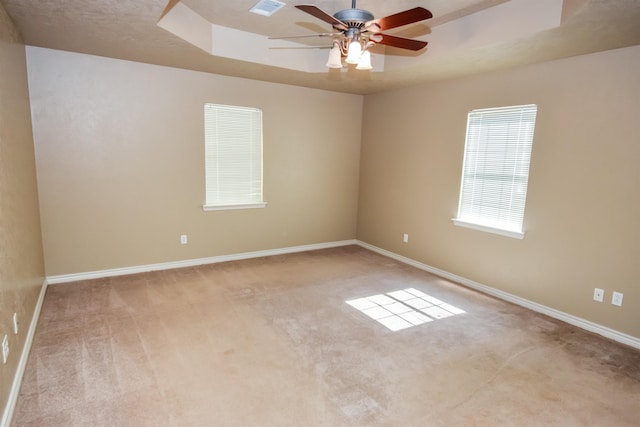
[3,0,640,94]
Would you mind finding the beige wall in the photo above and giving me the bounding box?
[0,3,45,421]
[358,45,640,338]
[27,47,363,276]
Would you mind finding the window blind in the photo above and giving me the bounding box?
[204,103,263,208]
[455,104,537,236]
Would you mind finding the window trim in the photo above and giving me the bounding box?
[202,103,265,211]
[452,219,524,240]
[453,104,537,239]
[202,202,267,212]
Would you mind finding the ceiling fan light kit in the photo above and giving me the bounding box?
[326,42,344,68]
[345,39,363,64]
[291,1,433,71]
[355,50,373,70]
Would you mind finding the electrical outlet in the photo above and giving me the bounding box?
[612,291,623,307]
[13,312,18,334]
[180,234,188,245]
[403,233,409,243]
[593,288,604,302]
[2,335,8,364]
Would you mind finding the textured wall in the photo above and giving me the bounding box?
[27,47,363,276]
[358,45,640,338]
[0,3,45,421]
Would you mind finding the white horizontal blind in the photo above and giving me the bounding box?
[456,104,537,234]
[204,104,263,207]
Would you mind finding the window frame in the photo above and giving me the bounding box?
[202,103,266,212]
[452,104,538,239]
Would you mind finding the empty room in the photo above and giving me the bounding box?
[1,0,639,425]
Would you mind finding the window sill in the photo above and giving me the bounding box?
[452,219,525,240]
[203,202,267,212]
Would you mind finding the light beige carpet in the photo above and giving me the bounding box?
[13,246,640,426]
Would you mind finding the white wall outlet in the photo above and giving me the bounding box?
[2,335,8,364]
[180,234,188,245]
[612,291,623,307]
[403,233,409,243]
[593,288,604,302]
[12,312,18,334]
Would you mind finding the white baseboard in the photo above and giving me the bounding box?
[1,279,48,427]
[357,240,640,350]
[47,240,358,284]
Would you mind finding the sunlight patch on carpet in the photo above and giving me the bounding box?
[346,288,465,331]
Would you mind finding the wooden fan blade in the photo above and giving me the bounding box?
[374,34,428,51]
[366,7,432,31]
[295,5,348,31]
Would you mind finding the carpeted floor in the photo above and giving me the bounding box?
[12,246,640,426]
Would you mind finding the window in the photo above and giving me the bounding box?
[453,104,537,239]
[203,103,265,211]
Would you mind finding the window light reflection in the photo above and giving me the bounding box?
[346,288,465,331]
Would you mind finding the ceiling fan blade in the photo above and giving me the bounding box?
[295,5,348,31]
[366,7,433,31]
[374,34,428,51]
[269,33,340,40]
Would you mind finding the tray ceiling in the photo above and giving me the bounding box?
[3,0,640,94]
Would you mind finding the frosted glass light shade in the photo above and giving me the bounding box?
[345,41,362,64]
[325,44,343,68]
[356,50,372,70]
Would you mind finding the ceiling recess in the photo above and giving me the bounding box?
[250,0,286,17]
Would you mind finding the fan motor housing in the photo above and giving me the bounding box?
[333,8,374,28]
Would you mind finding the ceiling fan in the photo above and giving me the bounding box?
[271,1,433,70]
